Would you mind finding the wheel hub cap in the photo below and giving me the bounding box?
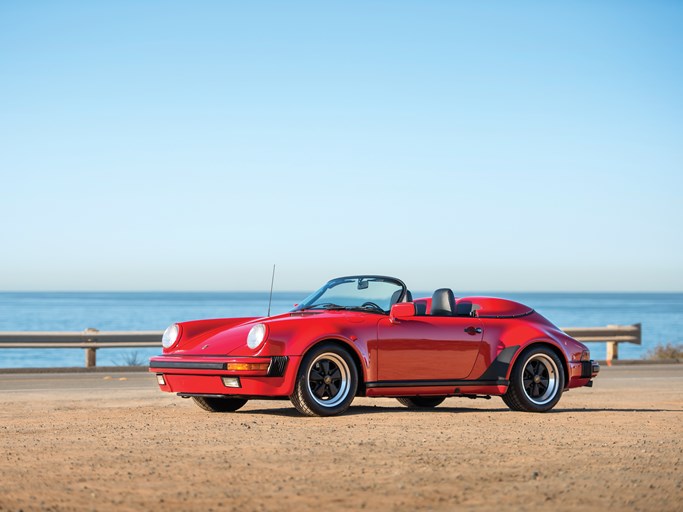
[522,353,559,406]
[306,353,352,408]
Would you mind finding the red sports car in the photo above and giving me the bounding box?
[150,275,599,416]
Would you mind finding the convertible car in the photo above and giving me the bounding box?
[150,275,599,416]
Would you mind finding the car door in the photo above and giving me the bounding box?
[376,315,484,381]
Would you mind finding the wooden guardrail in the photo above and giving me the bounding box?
[0,323,642,368]
[563,323,642,363]
[0,329,161,367]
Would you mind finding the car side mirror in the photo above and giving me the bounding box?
[390,302,415,323]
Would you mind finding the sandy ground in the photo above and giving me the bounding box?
[0,365,681,512]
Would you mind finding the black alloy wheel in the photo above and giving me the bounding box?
[502,346,565,412]
[290,342,358,417]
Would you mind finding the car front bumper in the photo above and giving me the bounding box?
[149,355,301,397]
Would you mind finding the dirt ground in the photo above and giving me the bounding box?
[0,365,681,512]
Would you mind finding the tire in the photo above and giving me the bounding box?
[192,396,248,413]
[503,346,565,412]
[396,396,446,408]
[289,343,358,417]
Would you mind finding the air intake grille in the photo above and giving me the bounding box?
[268,356,288,377]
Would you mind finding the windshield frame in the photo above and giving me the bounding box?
[293,275,408,315]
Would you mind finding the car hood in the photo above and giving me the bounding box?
[168,310,376,357]
[167,316,260,356]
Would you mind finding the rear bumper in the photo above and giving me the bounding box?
[583,360,600,378]
[590,360,600,376]
[149,355,300,397]
[568,359,600,388]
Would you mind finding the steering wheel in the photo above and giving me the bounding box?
[361,301,384,312]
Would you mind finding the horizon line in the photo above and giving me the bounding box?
[1,289,682,294]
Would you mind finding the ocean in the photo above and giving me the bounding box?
[0,292,681,368]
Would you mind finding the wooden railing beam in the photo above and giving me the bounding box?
[0,323,642,367]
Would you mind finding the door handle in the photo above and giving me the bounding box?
[464,326,482,335]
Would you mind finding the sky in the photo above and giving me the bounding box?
[1,1,681,292]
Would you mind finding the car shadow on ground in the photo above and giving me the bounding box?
[239,404,682,417]
[343,405,508,416]
[551,407,681,413]
[241,404,508,417]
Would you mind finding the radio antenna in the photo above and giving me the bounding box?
[267,264,276,317]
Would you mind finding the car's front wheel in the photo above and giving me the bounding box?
[290,343,358,417]
[192,396,248,412]
[503,346,564,412]
[396,396,446,408]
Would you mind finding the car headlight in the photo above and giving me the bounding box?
[162,323,180,349]
[247,323,267,349]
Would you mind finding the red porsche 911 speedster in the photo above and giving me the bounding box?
[150,275,599,416]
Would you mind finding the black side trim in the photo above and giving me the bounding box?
[178,393,290,401]
[478,310,534,319]
[151,357,289,374]
[365,379,508,389]
[178,393,229,398]
[580,361,592,378]
[478,345,520,382]
[268,356,288,377]
[150,361,225,370]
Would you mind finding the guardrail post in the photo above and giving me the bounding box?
[85,348,97,368]
[605,324,620,366]
[606,341,618,365]
[84,328,99,368]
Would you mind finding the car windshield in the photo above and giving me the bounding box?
[294,276,406,314]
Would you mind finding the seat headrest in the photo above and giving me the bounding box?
[390,289,413,305]
[431,288,455,316]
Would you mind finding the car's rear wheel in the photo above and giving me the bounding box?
[503,346,564,412]
[396,396,446,408]
[192,396,248,412]
[290,343,358,417]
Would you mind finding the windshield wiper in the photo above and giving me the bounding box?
[344,306,387,315]
[299,303,387,314]
[300,303,346,311]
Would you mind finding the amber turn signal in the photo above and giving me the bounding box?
[226,362,270,371]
